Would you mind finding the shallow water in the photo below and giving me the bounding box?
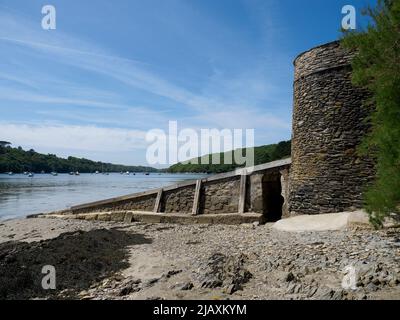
[0,173,206,220]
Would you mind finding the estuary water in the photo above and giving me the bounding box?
[0,173,206,221]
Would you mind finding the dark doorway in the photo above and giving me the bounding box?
[262,173,284,222]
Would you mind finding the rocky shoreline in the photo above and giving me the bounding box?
[0,217,399,300]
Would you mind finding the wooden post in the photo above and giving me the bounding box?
[153,189,163,213]
[191,180,202,216]
[238,174,247,214]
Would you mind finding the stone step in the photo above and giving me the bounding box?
[40,211,265,225]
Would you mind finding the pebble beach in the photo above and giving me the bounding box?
[0,217,399,300]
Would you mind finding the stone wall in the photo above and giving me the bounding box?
[199,177,241,214]
[56,159,292,223]
[280,168,290,218]
[161,185,195,214]
[245,165,290,218]
[248,174,263,213]
[289,41,375,215]
[72,194,156,214]
[293,41,353,81]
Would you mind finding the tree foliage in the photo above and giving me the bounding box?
[0,141,11,147]
[342,0,400,226]
[0,144,157,173]
[167,140,291,173]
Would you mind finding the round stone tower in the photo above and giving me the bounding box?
[289,41,375,215]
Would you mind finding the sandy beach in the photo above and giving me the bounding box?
[0,217,399,300]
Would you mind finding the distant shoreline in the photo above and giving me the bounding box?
[0,144,158,174]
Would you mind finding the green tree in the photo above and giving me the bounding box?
[0,141,11,147]
[0,141,11,155]
[342,0,400,226]
[166,140,291,173]
[271,141,291,161]
[0,145,157,174]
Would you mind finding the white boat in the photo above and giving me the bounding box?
[125,171,130,175]
[28,172,34,177]
[75,171,80,176]
[8,171,13,175]
[95,171,100,174]
[23,171,28,175]
[69,172,75,175]
[51,172,58,176]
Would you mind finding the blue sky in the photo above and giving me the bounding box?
[0,0,376,166]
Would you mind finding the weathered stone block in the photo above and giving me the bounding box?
[124,212,133,223]
[110,211,126,222]
[84,213,98,221]
[97,213,111,221]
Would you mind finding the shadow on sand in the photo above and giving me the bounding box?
[0,228,152,299]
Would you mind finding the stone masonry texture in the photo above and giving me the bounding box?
[289,41,375,215]
[199,177,241,214]
[72,195,156,214]
[161,186,195,214]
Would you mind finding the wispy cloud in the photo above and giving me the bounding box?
[0,9,290,125]
[0,87,129,110]
[0,4,292,164]
[0,123,147,152]
[0,73,38,89]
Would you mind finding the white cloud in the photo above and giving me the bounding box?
[0,123,147,152]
